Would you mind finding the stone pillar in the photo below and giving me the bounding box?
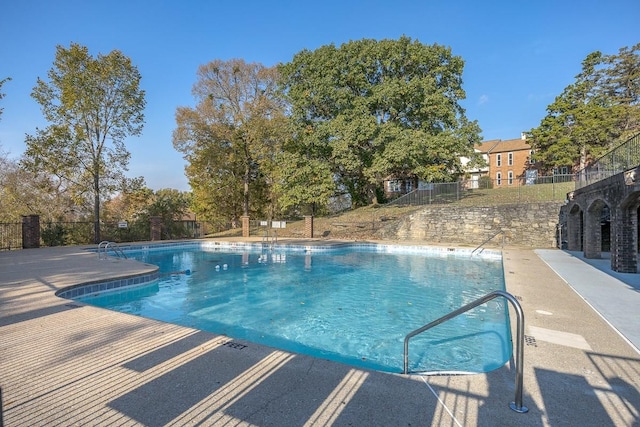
[150,216,162,241]
[22,215,40,249]
[242,216,250,238]
[305,215,314,238]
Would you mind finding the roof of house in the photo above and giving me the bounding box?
[475,137,531,154]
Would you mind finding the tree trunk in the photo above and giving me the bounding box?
[94,168,101,244]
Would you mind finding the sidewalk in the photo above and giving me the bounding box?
[535,249,640,351]
[1,243,639,426]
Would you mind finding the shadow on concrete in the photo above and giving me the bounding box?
[106,338,442,426]
[0,302,81,327]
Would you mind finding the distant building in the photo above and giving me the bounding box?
[383,134,536,198]
[474,134,533,187]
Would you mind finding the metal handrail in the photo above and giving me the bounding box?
[403,290,528,414]
[99,241,128,259]
[262,230,278,250]
[471,230,504,256]
[97,240,109,259]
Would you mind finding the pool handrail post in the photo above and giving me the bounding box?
[403,290,528,414]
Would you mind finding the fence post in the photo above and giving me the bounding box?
[305,215,314,238]
[22,215,40,249]
[242,216,250,238]
[150,216,162,241]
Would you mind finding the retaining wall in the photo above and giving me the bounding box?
[379,202,564,248]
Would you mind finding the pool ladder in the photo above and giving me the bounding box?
[471,230,505,256]
[98,241,128,260]
[403,290,528,414]
[262,230,277,250]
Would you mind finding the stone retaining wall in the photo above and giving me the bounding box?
[379,202,564,248]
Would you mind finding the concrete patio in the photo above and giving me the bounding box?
[1,241,639,426]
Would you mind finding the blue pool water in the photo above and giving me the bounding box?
[77,244,511,373]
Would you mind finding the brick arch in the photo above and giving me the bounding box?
[584,199,609,258]
[612,191,640,272]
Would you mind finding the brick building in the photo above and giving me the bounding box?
[476,135,533,187]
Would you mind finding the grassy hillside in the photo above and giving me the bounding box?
[207,180,573,241]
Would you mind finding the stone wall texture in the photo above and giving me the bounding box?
[379,201,564,248]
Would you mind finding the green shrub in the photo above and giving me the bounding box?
[41,223,67,246]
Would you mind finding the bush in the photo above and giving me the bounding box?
[41,222,67,246]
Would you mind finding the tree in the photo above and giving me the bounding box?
[22,43,146,243]
[528,43,640,172]
[278,36,481,207]
[173,59,288,225]
[0,155,75,222]
[0,76,10,120]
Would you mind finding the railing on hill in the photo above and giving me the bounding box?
[576,133,640,189]
[386,174,575,207]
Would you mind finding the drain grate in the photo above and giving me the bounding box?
[525,335,537,347]
[222,341,248,350]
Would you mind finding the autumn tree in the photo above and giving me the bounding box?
[278,36,481,207]
[0,76,10,120]
[22,43,146,242]
[173,59,288,225]
[527,43,640,172]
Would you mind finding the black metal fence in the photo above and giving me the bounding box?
[387,174,576,207]
[576,133,640,189]
[0,222,21,251]
[0,220,207,251]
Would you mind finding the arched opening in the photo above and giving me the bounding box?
[600,205,611,252]
[615,191,640,273]
[585,199,609,259]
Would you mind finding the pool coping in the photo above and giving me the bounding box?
[1,239,639,426]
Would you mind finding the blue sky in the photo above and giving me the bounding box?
[1,0,638,191]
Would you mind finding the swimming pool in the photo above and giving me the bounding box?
[75,242,511,374]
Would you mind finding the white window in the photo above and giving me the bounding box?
[508,152,513,166]
[405,180,414,192]
[496,172,502,186]
[496,154,502,167]
[388,180,401,192]
[508,171,514,185]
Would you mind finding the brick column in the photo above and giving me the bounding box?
[583,207,602,259]
[611,206,637,273]
[304,215,314,238]
[242,216,250,238]
[22,215,40,249]
[150,216,162,241]
[566,206,583,251]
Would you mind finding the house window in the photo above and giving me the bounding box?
[508,152,513,166]
[405,180,414,192]
[508,171,514,185]
[496,172,502,186]
[496,154,502,167]
[388,180,401,192]
[553,166,569,175]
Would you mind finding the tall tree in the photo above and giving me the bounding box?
[173,59,287,225]
[0,76,10,120]
[279,36,481,207]
[23,43,146,242]
[528,43,640,172]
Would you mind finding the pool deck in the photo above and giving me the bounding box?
[1,240,639,426]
